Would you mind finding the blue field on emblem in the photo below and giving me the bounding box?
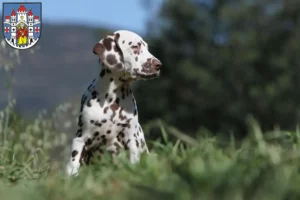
[2,2,42,49]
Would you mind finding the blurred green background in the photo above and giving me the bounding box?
[137,0,300,136]
[2,0,300,138]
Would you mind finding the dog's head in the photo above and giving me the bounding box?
[93,30,162,80]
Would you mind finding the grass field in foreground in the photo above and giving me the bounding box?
[1,115,300,200]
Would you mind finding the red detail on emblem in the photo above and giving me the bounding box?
[28,9,33,16]
[18,4,27,12]
[35,27,40,33]
[5,27,9,34]
[5,16,10,19]
[17,27,28,39]
[34,16,39,19]
[11,9,16,16]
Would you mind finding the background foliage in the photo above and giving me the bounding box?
[136,0,300,136]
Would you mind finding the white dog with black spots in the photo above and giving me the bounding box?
[66,30,162,176]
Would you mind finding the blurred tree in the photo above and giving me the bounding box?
[94,28,114,40]
[136,0,300,136]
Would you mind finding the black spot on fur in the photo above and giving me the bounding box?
[105,93,108,99]
[107,130,111,134]
[102,119,107,123]
[116,63,123,69]
[136,140,139,147]
[110,78,113,82]
[123,142,129,150]
[92,91,98,99]
[100,69,106,77]
[109,98,113,103]
[86,139,92,146]
[87,100,92,107]
[95,121,102,127]
[94,132,99,137]
[117,136,121,142]
[103,37,113,51]
[115,98,120,105]
[106,54,118,65]
[117,131,125,140]
[72,150,78,157]
[114,143,121,155]
[77,115,83,127]
[102,138,107,145]
[76,129,82,137]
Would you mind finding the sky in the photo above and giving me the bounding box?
[1,0,162,34]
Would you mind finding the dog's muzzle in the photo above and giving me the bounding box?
[137,58,162,80]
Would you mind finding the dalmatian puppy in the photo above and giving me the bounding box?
[66,30,162,176]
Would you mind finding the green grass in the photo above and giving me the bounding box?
[1,112,300,200]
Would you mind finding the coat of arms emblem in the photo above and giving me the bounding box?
[2,2,42,49]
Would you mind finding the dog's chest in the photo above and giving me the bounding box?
[79,80,138,143]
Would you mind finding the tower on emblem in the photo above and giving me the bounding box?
[2,2,42,50]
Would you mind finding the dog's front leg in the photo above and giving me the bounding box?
[122,125,147,164]
[66,137,85,176]
[127,139,140,164]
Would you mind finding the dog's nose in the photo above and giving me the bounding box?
[152,59,162,70]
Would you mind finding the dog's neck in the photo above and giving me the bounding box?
[94,62,134,99]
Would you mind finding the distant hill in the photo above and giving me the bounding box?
[0,23,115,117]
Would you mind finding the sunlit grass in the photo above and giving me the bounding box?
[0,106,300,200]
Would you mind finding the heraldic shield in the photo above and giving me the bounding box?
[2,2,42,50]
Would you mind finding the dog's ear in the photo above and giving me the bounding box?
[93,33,124,71]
